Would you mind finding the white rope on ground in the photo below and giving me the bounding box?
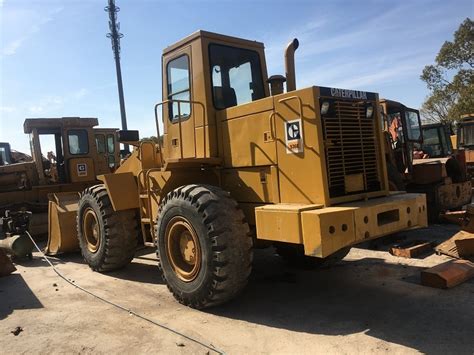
[25,231,225,355]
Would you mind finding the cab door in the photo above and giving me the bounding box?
[162,46,196,160]
[94,130,119,174]
[66,128,96,182]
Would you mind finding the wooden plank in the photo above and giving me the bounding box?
[421,259,474,289]
[436,230,474,260]
[389,240,433,258]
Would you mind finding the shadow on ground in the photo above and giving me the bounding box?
[211,246,474,354]
[0,274,43,320]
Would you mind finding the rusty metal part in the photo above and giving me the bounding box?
[421,259,474,289]
[165,216,201,282]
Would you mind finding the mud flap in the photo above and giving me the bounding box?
[46,192,80,255]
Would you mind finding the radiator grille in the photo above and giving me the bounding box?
[322,99,381,198]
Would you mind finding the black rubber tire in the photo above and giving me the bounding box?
[387,161,405,191]
[155,184,253,309]
[276,244,351,269]
[77,184,138,272]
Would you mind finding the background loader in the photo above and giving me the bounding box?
[54,31,428,309]
[0,117,119,255]
[380,99,471,221]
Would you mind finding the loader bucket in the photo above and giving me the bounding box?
[45,192,80,255]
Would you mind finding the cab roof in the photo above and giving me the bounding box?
[23,117,98,134]
[163,30,265,55]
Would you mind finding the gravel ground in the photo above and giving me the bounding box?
[1,223,473,354]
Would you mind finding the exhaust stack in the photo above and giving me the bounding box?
[285,38,299,92]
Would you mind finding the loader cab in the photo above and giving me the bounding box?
[457,114,474,150]
[23,117,117,185]
[0,142,12,165]
[421,123,453,158]
[380,99,422,175]
[160,31,269,161]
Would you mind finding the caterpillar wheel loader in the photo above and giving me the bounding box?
[0,117,119,247]
[456,113,474,178]
[380,100,471,221]
[65,31,428,309]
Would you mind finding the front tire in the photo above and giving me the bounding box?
[77,184,138,272]
[156,184,253,309]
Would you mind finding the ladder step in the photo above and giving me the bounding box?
[141,218,151,223]
[139,194,148,198]
[144,241,155,247]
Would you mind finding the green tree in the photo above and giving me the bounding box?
[420,18,474,122]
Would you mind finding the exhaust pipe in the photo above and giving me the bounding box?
[285,38,299,92]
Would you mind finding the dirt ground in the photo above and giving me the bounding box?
[1,223,473,354]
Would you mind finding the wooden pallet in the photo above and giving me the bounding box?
[435,231,474,261]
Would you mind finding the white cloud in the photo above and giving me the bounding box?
[0,106,16,113]
[73,88,89,100]
[2,6,64,56]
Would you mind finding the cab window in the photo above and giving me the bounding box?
[68,130,89,155]
[107,134,115,153]
[405,110,421,141]
[209,44,265,110]
[167,55,191,121]
[95,134,106,154]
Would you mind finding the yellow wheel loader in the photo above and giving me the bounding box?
[57,31,428,309]
[0,117,120,249]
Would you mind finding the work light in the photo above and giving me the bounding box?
[321,101,330,115]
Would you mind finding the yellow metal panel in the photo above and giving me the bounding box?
[69,158,96,183]
[255,204,322,244]
[221,167,277,203]
[221,109,277,168]
[273,87,328,205]
[346,193,427,242]
[100,172,139,211]
[223,96,274,120]
[301,207,357,257]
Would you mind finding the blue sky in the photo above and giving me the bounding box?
[1,0,472,153]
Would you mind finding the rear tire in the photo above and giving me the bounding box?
[156,184,253,309]
[276,244,351,269]
[77,184,138,272]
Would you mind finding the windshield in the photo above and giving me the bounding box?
[209,44,265,109]
[405,110,421,141]
[421,126,451,158]
[460,124,474,147]
[0,147,8,165]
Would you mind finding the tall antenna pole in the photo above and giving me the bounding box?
[105,0,129,153]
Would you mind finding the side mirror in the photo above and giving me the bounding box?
[117,130,139,143]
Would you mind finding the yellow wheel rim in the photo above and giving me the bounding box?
[165,216,201,282]
[83,207,100,253]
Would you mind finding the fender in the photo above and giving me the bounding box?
[98,172,139,211]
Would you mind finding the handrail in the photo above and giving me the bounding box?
[278,95,305,142]
[154,99,207,160]
[278,95,304,120]
[268,112,277,141]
